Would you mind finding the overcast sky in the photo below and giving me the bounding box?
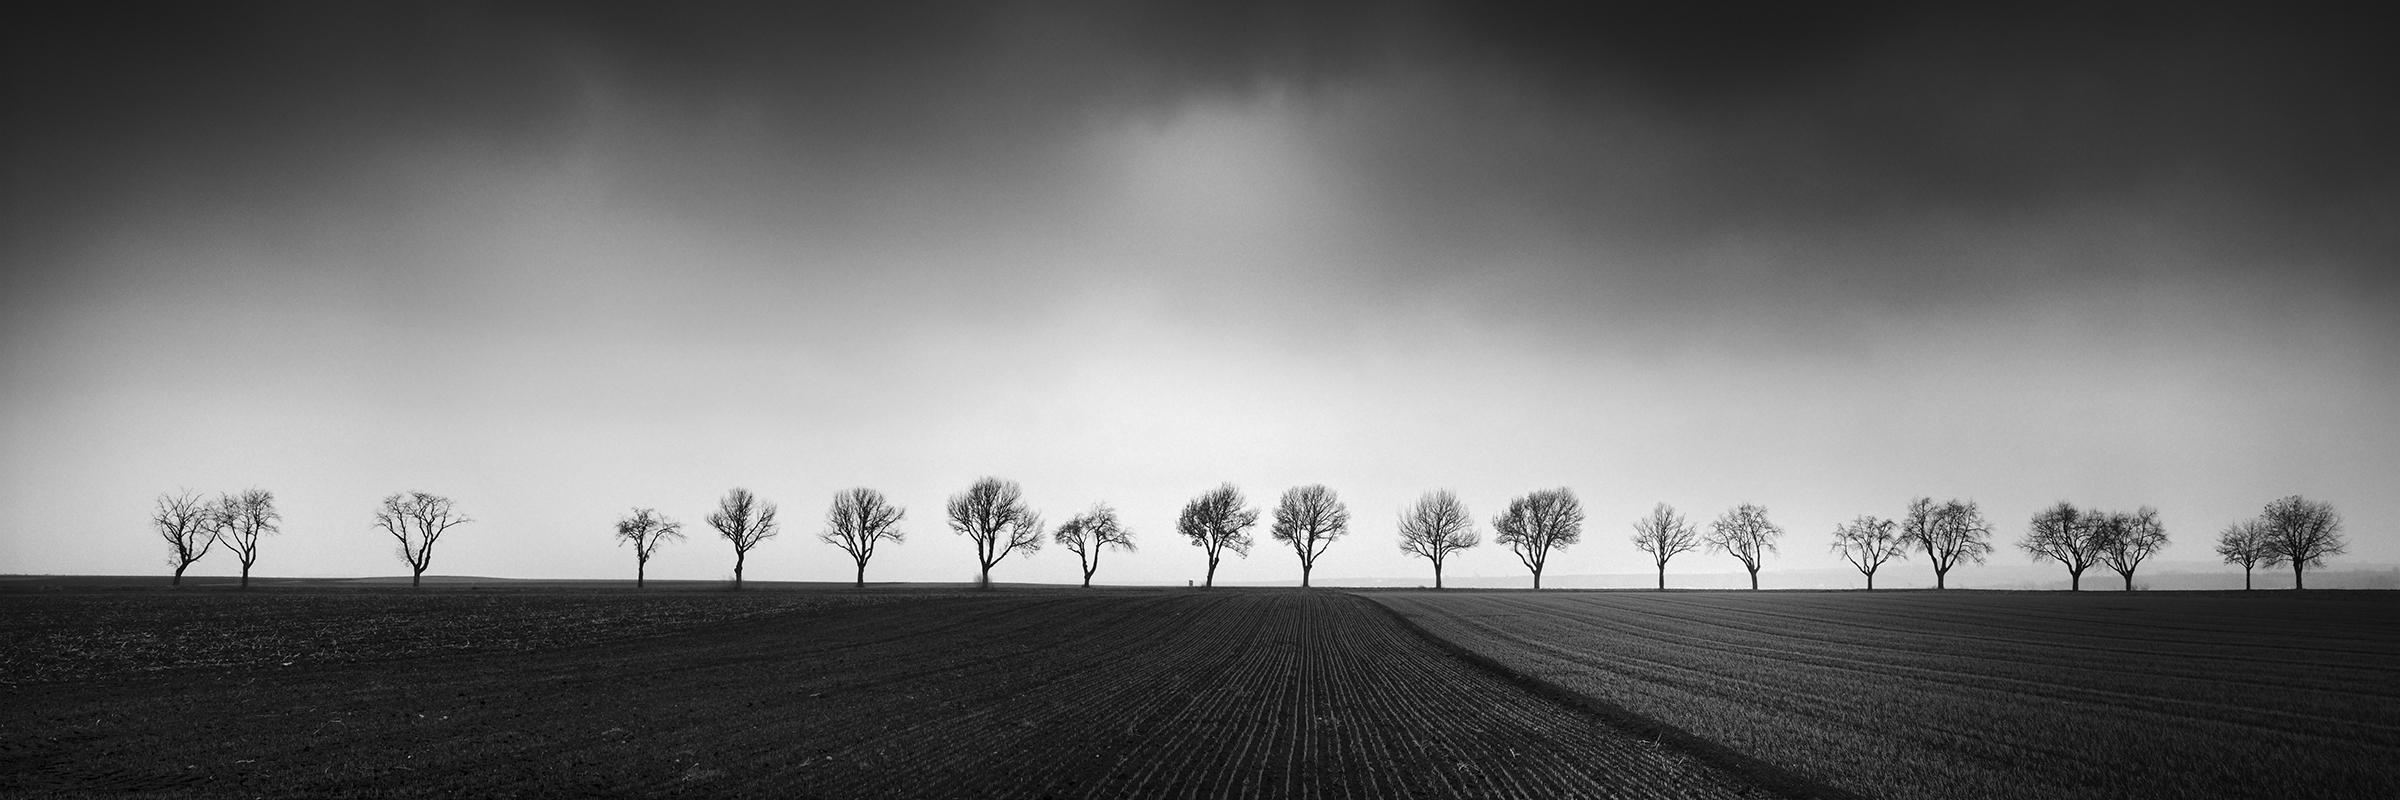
[5,1,2393,587]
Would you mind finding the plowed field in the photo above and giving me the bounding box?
[2,587,1800,799]
[1368,590,2400,800]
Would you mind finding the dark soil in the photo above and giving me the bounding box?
[0,585,1798,799]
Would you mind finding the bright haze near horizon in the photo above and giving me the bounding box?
[5,1,2394,588]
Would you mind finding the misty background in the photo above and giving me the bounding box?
[5,1,2393,588]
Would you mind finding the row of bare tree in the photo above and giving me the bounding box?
[152,489,280,587]
[153,484,2349,590]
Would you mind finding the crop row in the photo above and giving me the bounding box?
[3,589,1790,798]
[1368,590,2400,800]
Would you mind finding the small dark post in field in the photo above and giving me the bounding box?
[707,488,779,590]
[2259,495,2345,590]
[1054,503,1134,588]
[1903,497,1992,589]
[1703,503,1783,590]
[613,507,684,588]
[1398,489,1480,589]
[216,489,280,589]
[947,477,1043,589]
[823,487,906,587]
[1631,502,1699,590]
[2214,517,2276,590]
[1178,483,1258,588]
[1830,514,1906,589]
[2019,501,2104,591]
[373,491,471,588]
[153,490,220,587]
[2097,506,2168,591]
[1493,488,1581,590]
[1271,484,1350,588]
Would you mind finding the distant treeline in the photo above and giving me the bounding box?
[151,482,2350,591]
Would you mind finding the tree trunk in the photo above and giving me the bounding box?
[2070,569,2081,591]
[1082,567,1094,588]
[1433,561,1444,590]
[1301,562,1312,588]
[1205,557,1218,588]
[1532,565,1543,590]
[979,562,993,589]
[172,565,185,587]
[637,560,646,589]
[733,554,745,590]
[1748,568,1759,590]
[240,563,251,589]
[2294,562,2305,590]
[1655,566,1665,591]
[412,569,423,588]
[1865,570,1875,591]
[2121,571,2134,591]
[1934,568,1947,590]
[2243,567,2252,590]
[855,562,867,588]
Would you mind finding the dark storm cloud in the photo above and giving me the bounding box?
[9,1,2393,288]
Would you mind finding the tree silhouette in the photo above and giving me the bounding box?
[1702,503,1782,590]
[823,488,905,588]
[1904,497,1991,589]
[2096,506,2167,591]
[1493,488,1581,589]
[1830,515,1906,590]
[2214,518,2277,590]
[153,490,219,587]
[216,488,279,589]
[374,491,470,588]
[1630,503,1698,590]
[2259,495,2345,590]
[1271,485,1350,588]
[1053,503,1134,588]
[1398,490,1479,589]
[1179,483,1258,588]
[2019,501,2104,591]
[614,507,683,588]
[707,488,778,590]
[947,477,1042,588]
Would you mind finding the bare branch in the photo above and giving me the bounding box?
[1630,503,1698,590]
[707,487,778,589]
[946,477,1042,588]
[1270,485,1349,588]
[1053,503,1134,588]
[154,490,219,586]
[2260,495,2345,589]
[1829,515,1907,589]
[1702,503,1783,590]
[1398,489,1480,589]
[822,488,905,587]
[1493,488,1582,590]
[614,507,684,587]
[375,491,469,587]
[1178,483,1259,588]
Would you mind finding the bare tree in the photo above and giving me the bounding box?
[217,488,280,589]
[1703,503,1783,590]
[2096,506,2167,591]
[947,477,1043,588]
[1493,488,1582,589]
[1271,485,1350,588]
[614,507,683,588]
[822,488,905,587]
[1053,503,1134,588]
[1830,515,1907,590]
[1630,503,1699,590]
[374,491,471,588]
[2259,495,2345,590]
[2214,518,2278,590]
[1398,490,1480,589]
[1903,497,1992,589]
[2019,501,2104,591]
[1178,483,1258,588]
[707,488,778,590]
[154,490,220,586]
